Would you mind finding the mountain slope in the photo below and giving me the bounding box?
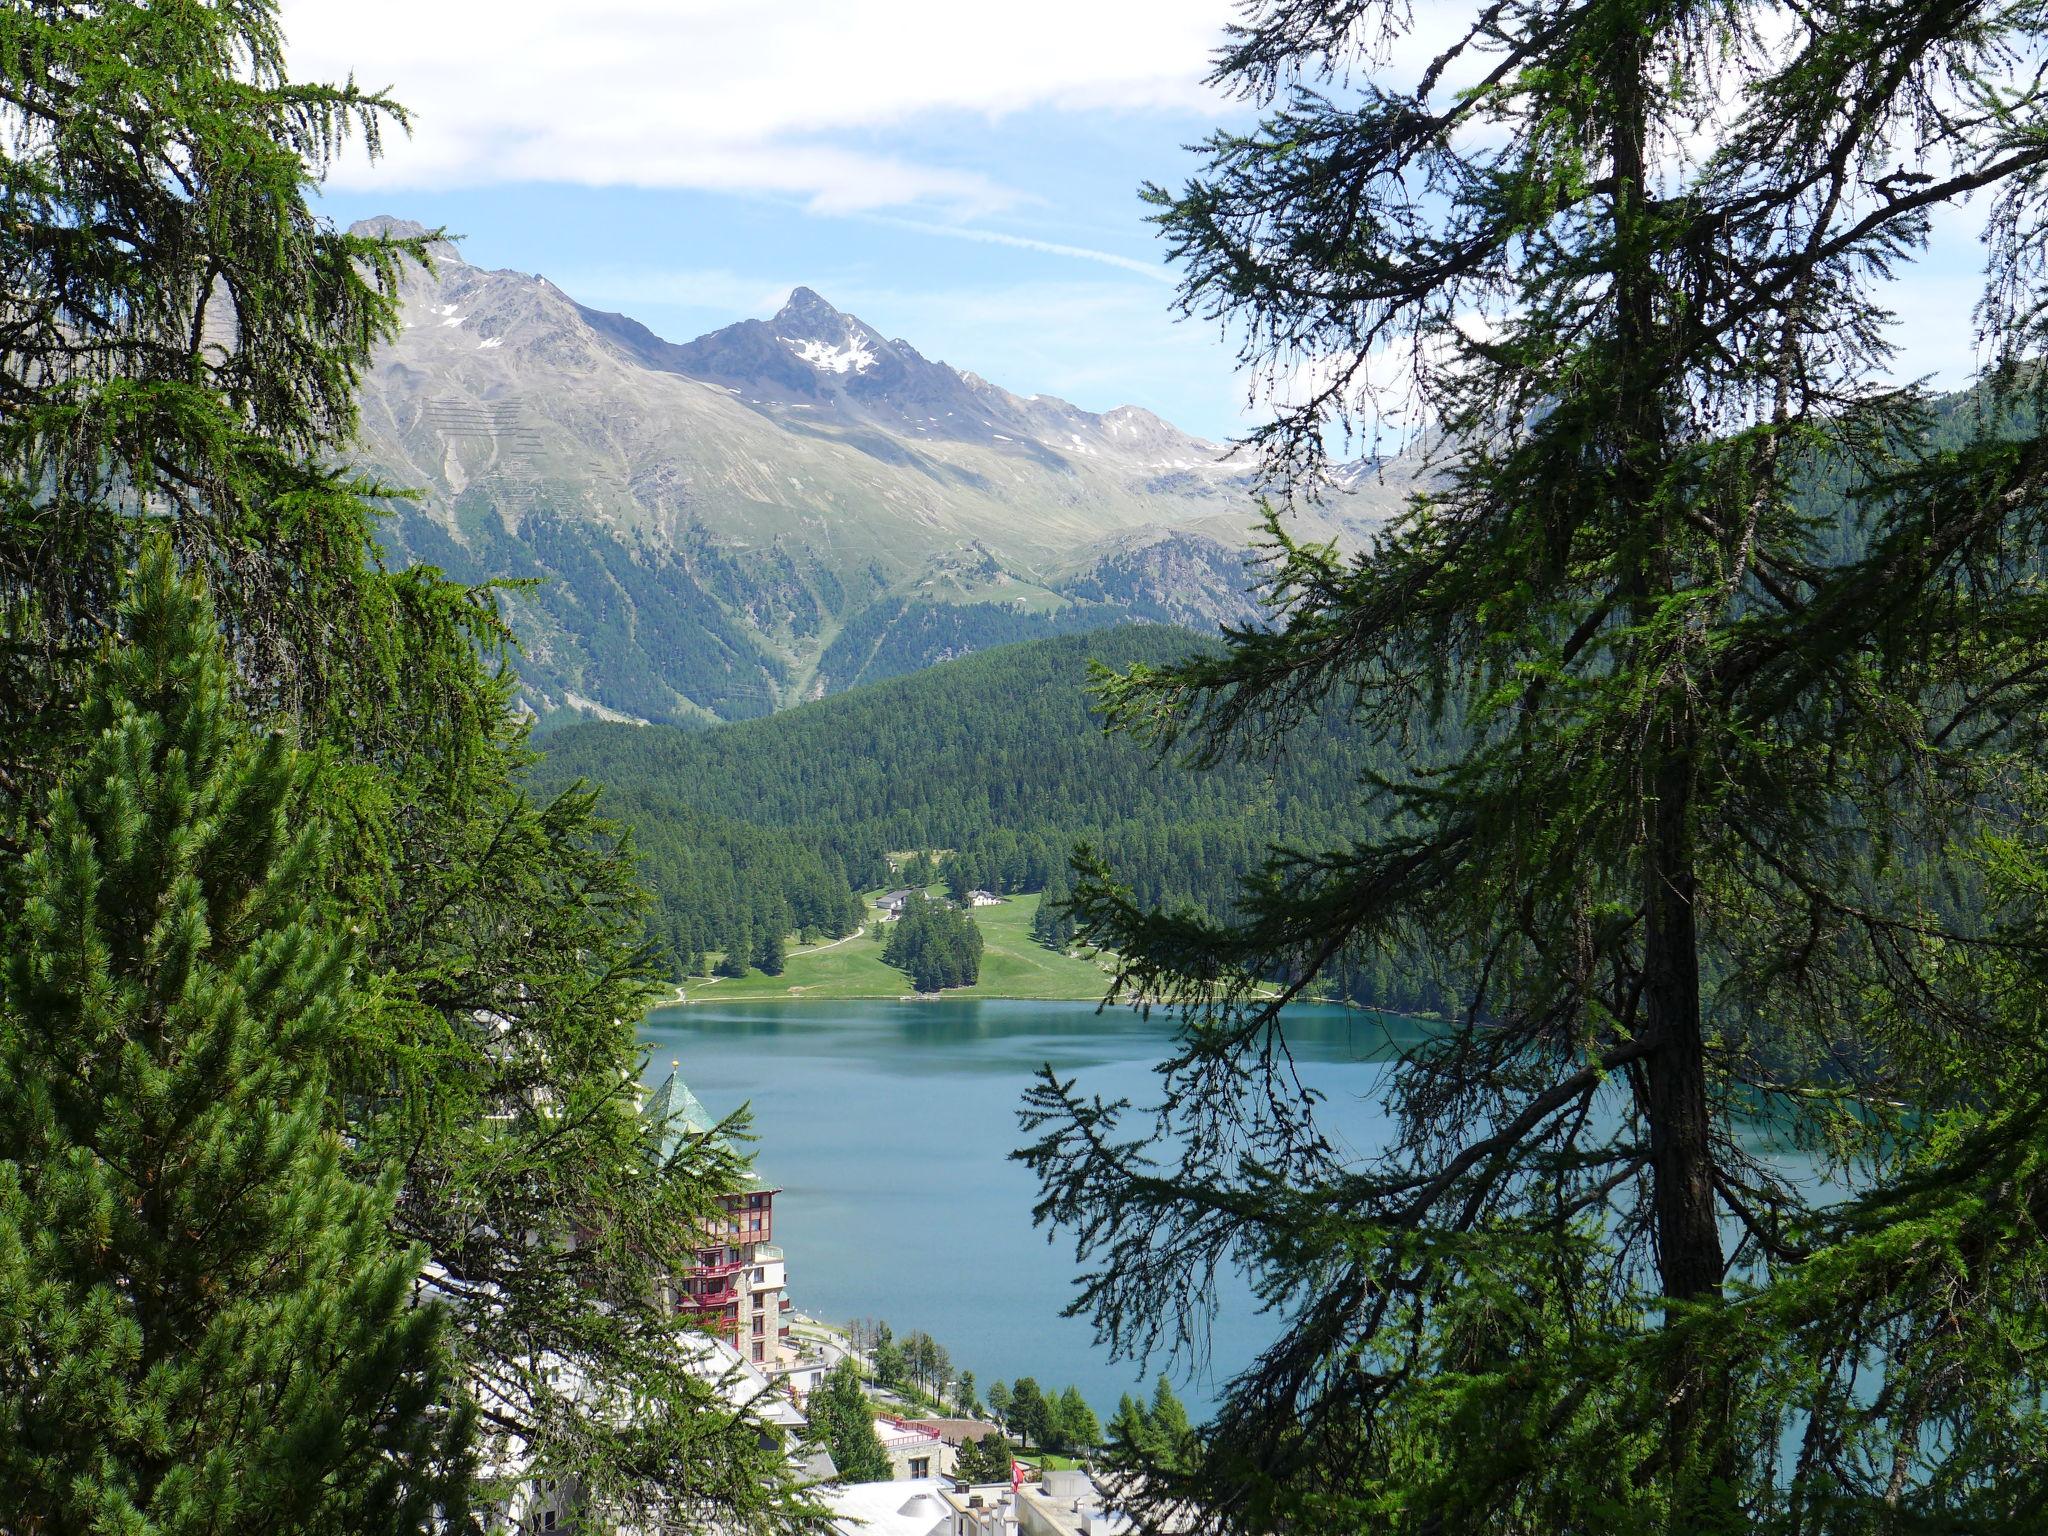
[535,626,1440,1012]
[346,216,1413,723]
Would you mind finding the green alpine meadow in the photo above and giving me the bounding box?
[6,0,2048,1532]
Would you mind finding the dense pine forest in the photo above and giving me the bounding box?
[537,625,1446,1010]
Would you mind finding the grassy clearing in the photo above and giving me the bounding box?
[680,891,1115,1004]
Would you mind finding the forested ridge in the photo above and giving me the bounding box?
[537,625,1446,1010]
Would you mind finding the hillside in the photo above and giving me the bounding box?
[345,217,1413,725]
[537,626,1440,1011]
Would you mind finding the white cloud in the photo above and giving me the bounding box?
[859,216,1176,282]
[280,0,1237,212]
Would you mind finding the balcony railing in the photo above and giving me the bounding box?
[679,1286,739,1309]
[691,1257,745,1280]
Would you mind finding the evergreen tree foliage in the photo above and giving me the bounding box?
[537,627,1448,1012]
[808,1360,890,1484]
[0,0,430,843]
[1106,1395,1148,1461]
[0,548,472,1533]
[1019,3,2048,1531]
[1005,1378,1052,1450]
[872,1329,906,1389]
[955,1431,1019,1485]
[1053,1387,1101,1454]
[755,923,788,976]
[882,893,984,992]
[1032,869,1079,952]
[1103,1379,1199,1481]
[715,929,754,979]
[0,3,825,1528]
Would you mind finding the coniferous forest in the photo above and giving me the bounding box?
[538,626,1452,1010]
[882,893,986,991]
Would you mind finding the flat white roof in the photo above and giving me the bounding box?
[825,1476,952,1536]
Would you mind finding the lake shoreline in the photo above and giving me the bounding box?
[656,983,1436,1021]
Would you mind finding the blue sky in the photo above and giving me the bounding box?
[289,0,1999,447]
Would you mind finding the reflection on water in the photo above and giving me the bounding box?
[639,998,1403,1414]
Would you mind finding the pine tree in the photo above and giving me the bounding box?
[1006,1378,1051,1451]
[0,547,471,1533]
[809,1359,891,1484]
[883,893,983,991]
[0,0,432,838]
[943,856,973,903]
[0,3,831,1526]
[956,1431,1018,1485]
[1106,1395,1151,1462]
[1142,1377,1194,1474]
[1054,1387,1100,1454]
[1023,3,2048,1528]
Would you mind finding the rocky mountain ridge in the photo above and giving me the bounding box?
[345,215,1412,724]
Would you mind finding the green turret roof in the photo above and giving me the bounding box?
[643,1061,715,1166]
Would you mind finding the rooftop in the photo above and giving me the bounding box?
[641,1061,715,1165]
[643,1062,779,1190]
[825,1477,954,1536]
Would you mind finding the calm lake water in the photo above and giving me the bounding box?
[639,997,1418,1419]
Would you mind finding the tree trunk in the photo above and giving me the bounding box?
[1606,11,1732,1518]
[1643,743,1731,1516]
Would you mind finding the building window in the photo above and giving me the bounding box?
[542,1513,555,1532]
[910,1458,929,1479]
[752,1340,765,1362]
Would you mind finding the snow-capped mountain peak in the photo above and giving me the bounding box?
[782,331,877,375]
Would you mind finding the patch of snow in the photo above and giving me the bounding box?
[440,315,466,327]
[434,303,459,317]
[477,336,504,349]
[992,433,1011,441]
[781,332,877,374]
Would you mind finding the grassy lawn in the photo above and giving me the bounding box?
[680,891,1116,1003]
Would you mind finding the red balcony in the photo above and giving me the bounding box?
[680,1286,739,1309]
[692,1257,745,1280]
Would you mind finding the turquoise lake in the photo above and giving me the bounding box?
[639,997,1420,1419]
